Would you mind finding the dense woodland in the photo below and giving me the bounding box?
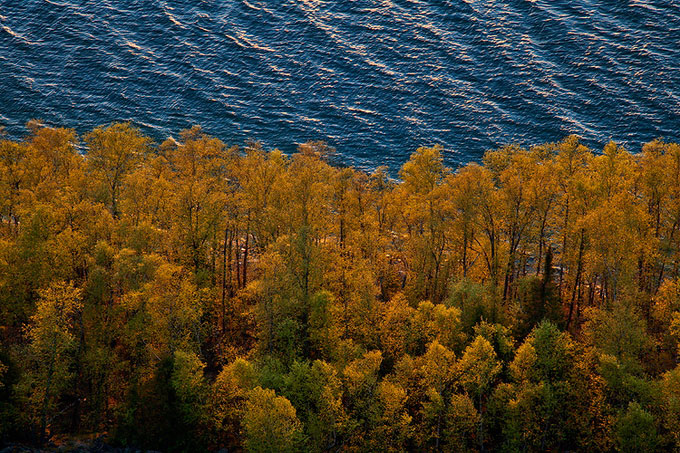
[2,122,680,452]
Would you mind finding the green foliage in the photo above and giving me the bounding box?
[279,360,345,451]
[583,302,651,370]
[457,336,501,399]
[171,350,208,426]
[616,402,659,452]
[514,271,562,338]
[444,393,480,451]
[448,278,497,333]
[242,387,303,453]
[660,366,680,449]
[113,355,206,452]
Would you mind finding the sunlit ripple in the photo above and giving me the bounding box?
[0,0,678,171]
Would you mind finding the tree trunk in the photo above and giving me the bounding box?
[566,229,585,331]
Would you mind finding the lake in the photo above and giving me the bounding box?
[1,0,679,170]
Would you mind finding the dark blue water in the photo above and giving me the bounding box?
[1,0,679,170]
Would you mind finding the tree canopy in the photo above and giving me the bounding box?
[1,124,679,451]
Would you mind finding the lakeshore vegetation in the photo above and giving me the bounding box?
[2,122,680,451]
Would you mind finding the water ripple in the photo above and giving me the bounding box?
[0,0,678,170]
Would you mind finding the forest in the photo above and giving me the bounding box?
[1,122,680,452]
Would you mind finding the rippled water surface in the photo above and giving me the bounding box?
[1,0,679,169]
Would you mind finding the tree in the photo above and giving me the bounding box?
[456,336,501,451]
[409,301,465,355]
[415,341,456,449]
[514,246,562,338]
[398,146,451,303]
[616,402,659,452]
[368,380,413,451]
[378,293,414,363]
[161,126,231,282]
[444,393,480,451]
[503,321,580,451]
[0,138,26,236]
[660,366,680,449]
[212,358,259,447]
[171,350,208,426]
[19,281,82,443]
[582,302,651,372]
[280,360,346,451]
[142,262,204,358]
[307,291,342,361]
[85,123,150,218]
[343,350,383,448]
[242,387,303,453]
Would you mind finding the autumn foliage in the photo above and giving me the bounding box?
[2,123,680,451]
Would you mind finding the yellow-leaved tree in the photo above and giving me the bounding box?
[19,281,82,443]
[242,386,303,452]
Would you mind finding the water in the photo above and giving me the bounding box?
[1,0,679,170]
